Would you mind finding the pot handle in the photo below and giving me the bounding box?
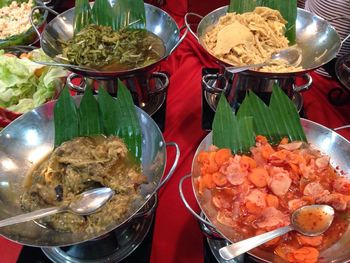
[66,73,87,94]
[155,142,180,192]
[169,25,188,56]
[327,16,350,45]
[179,174,216,228]
[30,5,58,42]
[293,73,312,93]
[184,12,203,41]
[202,73,229,94]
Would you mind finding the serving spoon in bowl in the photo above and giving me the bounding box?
[0,187,115,228]
[219,204,335,261]
[225,46,302,74]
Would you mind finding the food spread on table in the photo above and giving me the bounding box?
[0,0,349,262]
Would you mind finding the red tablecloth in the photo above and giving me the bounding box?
[1,1,350,263]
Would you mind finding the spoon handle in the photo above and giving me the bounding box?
[0,207,63,228]
[219,225,294,260]
[225,63,267,74]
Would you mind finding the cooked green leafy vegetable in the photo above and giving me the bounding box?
[228,0,297,44]
[0,49,67,113]
[62,24,164,70]
[213,86,306,153]
[54,81,142,163]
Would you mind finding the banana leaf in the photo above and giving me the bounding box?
[113,0,146,30]
[212,86,306,154]
[54,88,79,147]
[91,0,116,29]
[228,0,297,44]
[73,0,92,34]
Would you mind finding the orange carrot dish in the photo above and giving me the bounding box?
[196,135,350,263]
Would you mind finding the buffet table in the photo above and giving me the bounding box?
[1,1,350,263]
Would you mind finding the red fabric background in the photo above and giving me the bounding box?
[1,1,350,263]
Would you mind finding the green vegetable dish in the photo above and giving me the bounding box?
[0,49,67,113]
[60,0,165,71]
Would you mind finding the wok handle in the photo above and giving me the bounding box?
[184,12,203,41]
[293,73,312,92]
[178,174,216,229]
[327,15,350,45]
[168,26,188,56]
[154,142,180,192]
[30,6,58,42]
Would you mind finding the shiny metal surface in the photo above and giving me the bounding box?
[219,205,335,261]
[188,6,341,77]
[0,97,179,247]
[190,119,350,263]
[0,188,114,228]
[36,3,183,79]
[41,194,157,263]
[202,72,310,112]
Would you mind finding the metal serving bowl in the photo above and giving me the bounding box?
[186,6,341,77]
[181,119,350,262]
[0,0,48,48]
[0,97,179,247]
[31,3,186,79]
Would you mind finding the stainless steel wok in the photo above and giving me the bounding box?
[0,97,180,247]
[180,119,350,263]
[185,6,341,77]
[30,3,186,79]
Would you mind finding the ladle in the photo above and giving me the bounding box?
[225,47,302,74]
[219,204,335,260]
[0,187,114,228]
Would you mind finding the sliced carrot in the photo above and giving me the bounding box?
[3,53,16,57]
[296,234,323,246]
[245,201,261,214]
[240,155,257,170]
[256,135,268,144]
[280,137,289,145]
[203,173,215,189]
[248,167,268,187]
[197,151,210,164]
[289,247,319,263]
[206,152,219,173]
[19,52,32,59]
[261,144,275,159]
[212,172,227,187]
[198,177,205,195]
[266,194,279,208]
[214,148,232,166]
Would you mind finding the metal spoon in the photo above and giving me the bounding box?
[0,187,114,228]
[219,204,335,261]
[225,47,302,74]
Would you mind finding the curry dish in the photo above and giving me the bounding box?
[20,136,146,233]
[196,136,350,263]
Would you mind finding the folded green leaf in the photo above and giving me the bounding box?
[269,84,306,142]
[228,0,297,44]
[73,0,92,34]
[54,88,79,147]
[114,80,142,163]
[91,0,116,29]
[113,0,146,30]
[78,86,102,137]
[98,87,119,135]
[213,95,254,154]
